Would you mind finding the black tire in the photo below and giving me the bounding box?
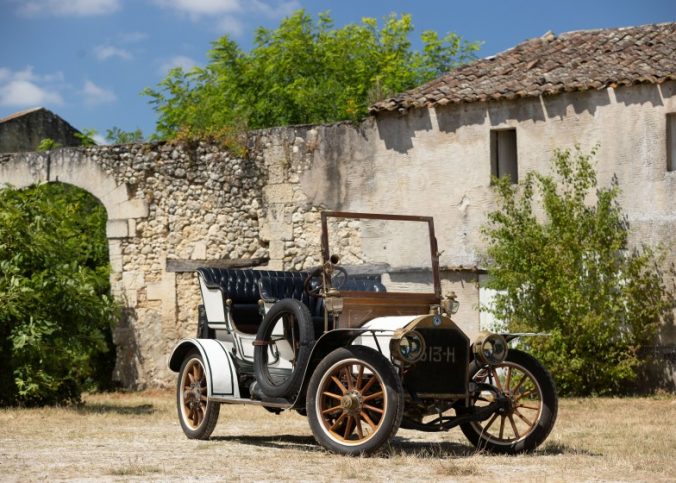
[177,350,220,439]
[460,349,557,454]
[307,345,404,455]
[253,298,314,398]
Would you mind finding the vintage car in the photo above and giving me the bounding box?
[168,211,557,455]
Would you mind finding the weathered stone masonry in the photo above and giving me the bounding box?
[0,142,268,387]
[1,80,675,389]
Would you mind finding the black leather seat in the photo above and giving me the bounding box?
[196,268,387,335]
[196,268,310,334]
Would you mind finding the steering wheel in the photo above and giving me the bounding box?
[303,265,349,297]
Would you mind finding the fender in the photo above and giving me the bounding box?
[289,314,457,408]
[289,327,395,409]
[168,338,241,399]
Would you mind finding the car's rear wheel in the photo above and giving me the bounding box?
[460,349,557,453]
[177,350,220,439]
[307,346,403,455]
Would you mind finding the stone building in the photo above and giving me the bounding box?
[0,22,674,388]
[0,107,82,153]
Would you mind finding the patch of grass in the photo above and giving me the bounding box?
[434,460,479,477]
[108,459,162,476]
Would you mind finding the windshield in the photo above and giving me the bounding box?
[321,212,440,295]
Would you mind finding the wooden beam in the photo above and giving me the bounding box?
[166,257,269,272]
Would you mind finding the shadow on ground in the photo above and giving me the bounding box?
[76,403,155,415]
[538,442,599,456]
[212,434,321,452]
[214,434,475,457]
[212,434,599,458]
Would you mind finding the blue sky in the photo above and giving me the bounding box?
[0,0,674,143]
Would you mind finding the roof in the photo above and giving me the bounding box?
[0,107,44,123]
[370,23,676,113]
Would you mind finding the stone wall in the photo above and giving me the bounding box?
[0,80,674,389]
[0,142,269,388]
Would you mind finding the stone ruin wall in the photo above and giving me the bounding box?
[0,128,383,388]
[0,124,523,388]
[108,142,269,387]
[3,81,673,389]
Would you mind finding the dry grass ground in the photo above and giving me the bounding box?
[0,390,674,482]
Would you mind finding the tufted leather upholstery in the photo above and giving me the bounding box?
[196,268,308,303]
[196,268,387,334]
[197,268,309,334]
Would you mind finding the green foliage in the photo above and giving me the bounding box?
[75,128,98,146]
[482,147,673,396]
[0,183,117,406]
[143,10,480,139]
[36,138,62,151]
[105,126,144,145]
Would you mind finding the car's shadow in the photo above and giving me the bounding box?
[211,434,597,457]
[213,434,471,457]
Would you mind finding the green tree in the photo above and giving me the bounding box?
[37,138,62,151]
[0,183,117,406]
[482,147,673,396]
[75,128,98,146]
[143,10,479,139]
[105,126,144,145]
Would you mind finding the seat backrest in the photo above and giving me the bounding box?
[196,268,309,303]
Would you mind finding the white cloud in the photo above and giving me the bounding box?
[118,31,148,44]
[82,80,116,106]
[0,67,65,107]
[153,0,241,18]
[250,0,300,19]
[218,16,244,36]
[0,80,64,107]
[160,56,199,75]
[152,0,300,35]
[94,45,132,61]
[17,0,121,17]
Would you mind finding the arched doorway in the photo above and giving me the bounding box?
[0,150,149,391]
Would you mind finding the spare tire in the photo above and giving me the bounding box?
[253,298,314,398]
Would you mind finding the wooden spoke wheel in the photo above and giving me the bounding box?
[177,351,220,439]
[307,346,403,455]
[460,349,557,454]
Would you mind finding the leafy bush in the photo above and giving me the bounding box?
[0,183,117,406]
[74,128,98,146]
[105,126,144,145]
[37,138,62,151]
[143,10,479,139]
[482,147,673,395]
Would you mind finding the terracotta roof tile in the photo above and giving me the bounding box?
[370,23,676,113]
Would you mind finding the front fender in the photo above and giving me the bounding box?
[290,328,394,409]
[168,338,240,398]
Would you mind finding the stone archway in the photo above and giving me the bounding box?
[0,149,149,387]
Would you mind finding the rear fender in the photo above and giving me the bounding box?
[168,338,240,398]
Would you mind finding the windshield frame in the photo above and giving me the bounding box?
[320,211,441,297]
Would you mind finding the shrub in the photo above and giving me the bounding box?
[482,147,673,395]
[0,183,117,405]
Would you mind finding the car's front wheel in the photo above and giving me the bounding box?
[460,349,557,453]
[306,345,403,455]
[177,350,220,439]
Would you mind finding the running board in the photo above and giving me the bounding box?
[208,396,292,409]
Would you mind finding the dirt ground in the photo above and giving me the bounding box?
[0,390,674,482]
